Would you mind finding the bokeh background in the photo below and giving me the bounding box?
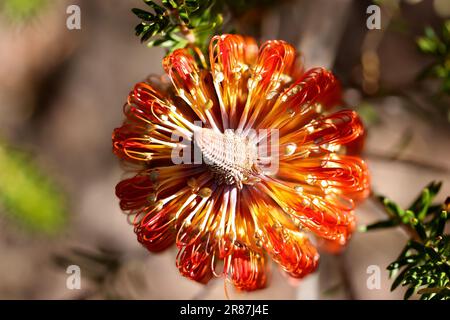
[0,0,449,299]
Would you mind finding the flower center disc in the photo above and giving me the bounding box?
[194,127,258,188]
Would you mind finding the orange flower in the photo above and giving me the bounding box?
[113,34,370,291]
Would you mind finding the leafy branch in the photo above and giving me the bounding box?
[363,182,450,300]
[132,0,224,53]
[415,21,450,122]
[132,0,279,54]
[417,21,450,95]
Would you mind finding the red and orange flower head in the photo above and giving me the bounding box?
[113,34,370,291]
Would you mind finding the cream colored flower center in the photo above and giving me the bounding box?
[194,127,258,188]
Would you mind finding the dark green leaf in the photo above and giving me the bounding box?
[144,0,165,15]
[391,265,413,291]
[436,211,448,236]
[132,8,154,21]
[379,196,404,218]
[413,220,427,240]
[361,219,398,231]
[387,254,421,271]
[179,11,190,24]
[162,0,178,9]
[404,286,416,300]
[408,181,441,219]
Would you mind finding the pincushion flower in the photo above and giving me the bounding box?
[113,34,370,291]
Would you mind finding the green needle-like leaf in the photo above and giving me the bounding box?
[361,219,398,231]
[367,181,449,300]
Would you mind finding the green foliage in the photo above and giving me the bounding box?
[0,0,48,22]
[364,182,450,300]
[0,143,67,234]
[417,21,450,95]
[132,0,223,53]
[132,0,279,54]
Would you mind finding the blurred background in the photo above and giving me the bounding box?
[0,0,449,299]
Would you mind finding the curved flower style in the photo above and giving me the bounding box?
[113,34,370,291]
